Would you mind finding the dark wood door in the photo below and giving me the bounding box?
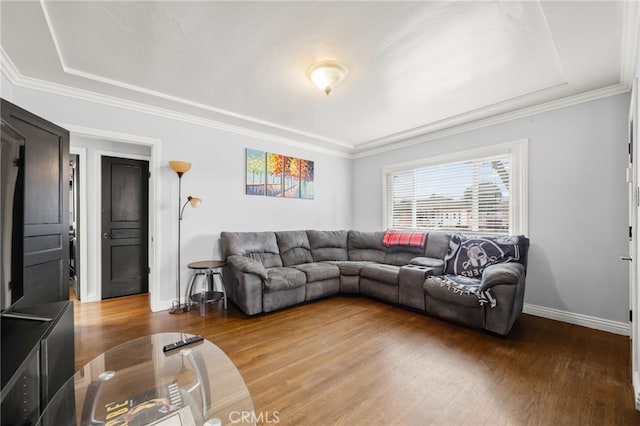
[1,99,69,306]
[101,156,149,299]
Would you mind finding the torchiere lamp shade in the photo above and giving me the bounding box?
[169,160,192,176]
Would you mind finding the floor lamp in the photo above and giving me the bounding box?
[168,161,202,314]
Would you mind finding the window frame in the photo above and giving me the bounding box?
[381,139,528,235]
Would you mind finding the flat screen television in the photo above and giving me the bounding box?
[1,118,25,313]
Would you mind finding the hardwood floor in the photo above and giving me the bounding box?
[73,294,640,425]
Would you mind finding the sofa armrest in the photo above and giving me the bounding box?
[409,257,444,274]
[480,262,525,290]
[227,255,268,280]
[409,256,443,268]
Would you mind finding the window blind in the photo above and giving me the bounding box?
[386,154,512,234]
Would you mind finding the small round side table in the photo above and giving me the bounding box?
[185,260,227,315]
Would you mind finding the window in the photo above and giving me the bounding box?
[383,140,527,235]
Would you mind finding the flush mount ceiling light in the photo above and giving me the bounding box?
[306,60,349,95]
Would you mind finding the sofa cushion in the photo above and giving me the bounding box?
[409,257,444,269]
[294,262,340,282]
[384,245,425,266]
[307,230,348,261]
[276,231,313,266]
[221,231,283,268]
[424,232,452,259]
[445,234,528,278]
[265,267,307,291]
[332,261,374,276]
[424,275,487,308]
[348,231,386,263]
[424,276,486,330]
[360,264,400,285]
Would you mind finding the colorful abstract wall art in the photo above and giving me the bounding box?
[246,148,314,199]
[245,149,266,195]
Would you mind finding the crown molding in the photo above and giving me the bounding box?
[3,23,636,164]
[0,48,353,159]
[352,1,640,158]
[352,83,631,159]
[0,47,21,85]
[354,81,568,152]
[57,65,354,151]
[37,0,353,154]
[59,123,162,147]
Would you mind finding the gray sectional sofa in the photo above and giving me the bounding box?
[220,230,529,335]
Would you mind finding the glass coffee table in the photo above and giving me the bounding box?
[38,333,255,425]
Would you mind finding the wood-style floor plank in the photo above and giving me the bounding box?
[73,294,640,425]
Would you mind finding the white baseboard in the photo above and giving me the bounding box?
[79,296,631,335]
[152,298,175,313]
[523,303,630,336]
[634,371,640,411]
[83,292,99,303]
[78,293,173,312]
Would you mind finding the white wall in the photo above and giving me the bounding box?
[5,80,352,311]
[3,72,631,325]
[1,72,14,101]
[353,93,631,324]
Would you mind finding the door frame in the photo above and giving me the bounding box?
[631,78,640,410]
[96,150,152,302]
[61,124,161,310]
[69,147,88,302]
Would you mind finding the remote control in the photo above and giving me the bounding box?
[162,335,204,352]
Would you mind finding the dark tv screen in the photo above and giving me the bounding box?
[1,119,25,311]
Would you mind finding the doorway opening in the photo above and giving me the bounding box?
[65,125,160,310]
[69,154,80,299]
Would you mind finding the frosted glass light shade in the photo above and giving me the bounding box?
[306,60,349,95]
[187,196,202,208]
[169,160,192,175]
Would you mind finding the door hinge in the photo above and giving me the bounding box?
[630,226,633,239]
[148,171,151,179]
[630,310,633,322]
[148,266,151,274]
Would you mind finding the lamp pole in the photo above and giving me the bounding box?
[168,161,201,314]
[171,170,186,313]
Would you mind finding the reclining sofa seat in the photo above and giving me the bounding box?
[275,230,341,303]
[423,234,530,335]
[220,231,289,315]
[221,230,529,335]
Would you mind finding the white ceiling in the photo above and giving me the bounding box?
[1,1,638,156]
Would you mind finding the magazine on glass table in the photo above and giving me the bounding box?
[102,381,196,426]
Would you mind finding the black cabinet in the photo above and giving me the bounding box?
[1,302,74,426]
[0,347,39,426]
[1,99,73,425]
[40,301,74,409]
